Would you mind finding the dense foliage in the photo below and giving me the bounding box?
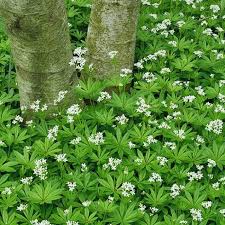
[0,0,225,224]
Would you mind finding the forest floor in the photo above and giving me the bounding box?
[0,0,225,224]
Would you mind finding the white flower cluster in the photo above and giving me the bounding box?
[187,171,203,181]
[103,157,122,170]
[2,187,13,195]
[33,159,48,180]
[206,119,223,135]
[70,137,81,145]
[69,47,87,71]
[143,135,158,147]
[55,153,68,163]
[149,172,163,183]
[138,203,146,213]
[121,182,135,197]
[31,220,52,225]
[201,201,212,209]
[207,159,216,168]
[21,176,33,185]
[164,142,176,150]
[196,135,205,145]
[115,114,128,125]
[66,221,79,225]
[47,125,59,141]
[88,132,104,145]
[160,67,171,74]
[17,203,28,211]
[136,97,151,116]
[12,115,23,124]
[157,156,168,166]
[210,5,220,13]
[149,207,159,215]
[82,200,92,207]
[220,209,225,217]
[134,50,167,69]
[53,90,68,105]
[170,184,185,198]
[97,91,111,102]
[0,140,5,146]
[195,86,205,95]
[67,181,77,191]
[120,68,132,77]
[142,72,157,83]
[174,129,186,139]
[66,104,82,123]
[190,208,203,222]
[183,95,196,103]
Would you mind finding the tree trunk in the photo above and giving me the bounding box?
[0,0,76,113]
[86,0,140,79]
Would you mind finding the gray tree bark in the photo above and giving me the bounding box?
[0,0,76,113]
[86,0,141,79]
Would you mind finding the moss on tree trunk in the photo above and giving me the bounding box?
[0,0,76,114]
[86,0,140,79]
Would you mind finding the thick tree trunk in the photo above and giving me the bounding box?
[0,0,76,113]
[86,0,140,79]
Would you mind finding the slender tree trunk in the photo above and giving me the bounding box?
[86,0,140,79]
[0,0,76,113]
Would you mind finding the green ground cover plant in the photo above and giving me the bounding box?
[0,0,225,224]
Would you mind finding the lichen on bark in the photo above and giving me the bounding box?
[0,0,77,114]
[86,0,141,79]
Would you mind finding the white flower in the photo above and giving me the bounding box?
[183,95,196,103]
[160,68,171,74]
[115,114,129,125]
[201,201,212,209]
[168,41,177,47]
[17,203,28,211]
[67,104,82,116]
[207,159,216,168]
[21,176,33,185]
[121,182,135,197]
[170,184,185,198]
[70,137,81,145]
[66,221,79,225]
[120,68,132,77]
[70,47,87,71]
[194,51,203,58]
[67,182,76,191]
[88,132,104,145]
[190,209,203,221]
[142,72,157,83]
[128,141,136,149]
[33,159,48,180]
[82,200,92,207]
[103,157,122,171]
[220,209,225,217]
[195,86,205,96]
[143,135,158,147]
[81,163,88,172]
[55,154,68,163]
[47,125,59,141]
[138,203,146,213]
[149,172,162,183]
[206,119,223,135]
[97,91,111,102]
[164,142,176,150]
[2,187,13,195]
[157,156,168,166]
[53,91,68,105]
[136,97,151,116]
[210,4,220,13]
[12,115,24,124]
[174,129,186,139]
[187,171,203,181]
